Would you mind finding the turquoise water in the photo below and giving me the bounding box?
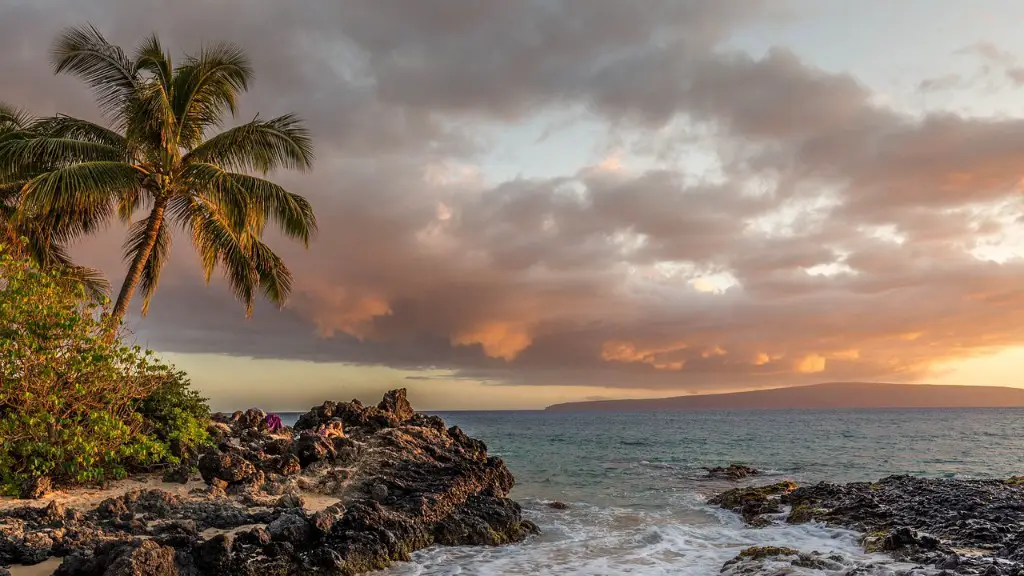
[286,408,1024,574]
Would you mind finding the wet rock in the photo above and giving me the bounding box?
[547,501,570,510]
[880,526,941,552]
[20,476,53,500]
[704,463,760,480]
[433,496,539,546]
[731,546,799,561]
[785,503,822,524]
[721,547,848,575]
[709,481,797,523]
[717,474,1024,574]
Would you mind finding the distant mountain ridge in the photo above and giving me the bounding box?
[544,382,1024,412]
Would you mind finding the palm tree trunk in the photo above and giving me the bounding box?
[108,197,168,331]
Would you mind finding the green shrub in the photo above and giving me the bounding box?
[135,369,212,464]
[0,243,209,494]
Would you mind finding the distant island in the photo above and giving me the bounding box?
[544,382,1024,412]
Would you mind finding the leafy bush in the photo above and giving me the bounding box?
[135,369,212,463]
[0,243,209,494]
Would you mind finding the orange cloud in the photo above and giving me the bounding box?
[452,322,533,361]
[288,284,393,340]
[311,295,392,340]
[602,340,688,371]
[796,354,827,374]
[701,345,727,358]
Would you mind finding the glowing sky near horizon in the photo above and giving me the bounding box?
[5,0,1024,409]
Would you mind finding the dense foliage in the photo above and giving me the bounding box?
[135,368,211,463]
[0,245,209,494]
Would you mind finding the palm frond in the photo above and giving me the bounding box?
[42,242,111,301]
[0,102,34,132]
[175,195,230,283]
[66,265,112,302]
[0,137,122,173]
[226,172,316,245]
[123,214,171,315]
[134,34,172,90]
[128,35,177,155]
[0,205,110,301]
[181,162,316,245]
[172,43,252,147]
[51,24,138,121]
[125,77,178,155]
[30,116,127,149]
[178,193,292,315]
[116,187,152,222]
[184,196,257,313]
[177,163,246,230]
[248,238,293,306]
[21,161,143,220]
[24,198,109,243]
[183,114,314,173]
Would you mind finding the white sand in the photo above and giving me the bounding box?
[7,558,61,576]
[0,474,205,513]
[302,492,342,511]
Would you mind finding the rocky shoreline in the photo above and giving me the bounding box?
[712,473,1024,575]
[0,389,537,575]
[7,399,1024,576]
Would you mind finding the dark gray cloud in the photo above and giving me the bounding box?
[4,0,1024,395]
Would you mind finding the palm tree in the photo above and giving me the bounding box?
[0,102,110,299]
[0,25,316,328]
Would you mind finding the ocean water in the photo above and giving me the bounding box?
[284,408,1024,575]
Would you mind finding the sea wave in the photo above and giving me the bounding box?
[377,493,910,575]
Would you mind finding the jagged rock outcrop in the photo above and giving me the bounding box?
[704,463,760,481]
[0,388,538,575]
[713,475,1024,574]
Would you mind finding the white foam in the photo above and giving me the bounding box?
[375,496,915,576]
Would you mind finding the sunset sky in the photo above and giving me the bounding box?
[5,1,1024,410]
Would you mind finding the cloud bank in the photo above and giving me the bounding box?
[4,0,1024,396]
